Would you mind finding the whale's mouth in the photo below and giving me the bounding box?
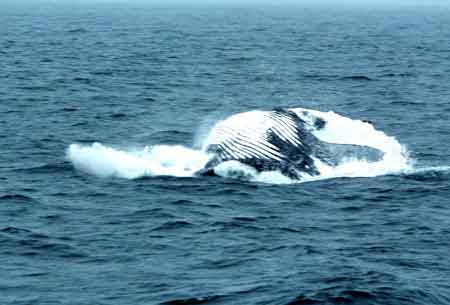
[66,107,414,184]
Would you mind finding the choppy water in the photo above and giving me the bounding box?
[1,2,450,305]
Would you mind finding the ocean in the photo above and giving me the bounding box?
[1,2,450,305]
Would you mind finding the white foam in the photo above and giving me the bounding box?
[404,165,450,175]
[212,160,258,181]
[67,143,210,179]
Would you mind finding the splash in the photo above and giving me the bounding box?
[290,108,412,181]
[67,108,415,183]
[67,143,210,179]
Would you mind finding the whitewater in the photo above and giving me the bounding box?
[67,108,413,184]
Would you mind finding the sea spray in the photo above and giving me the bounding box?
[67,143,210,179]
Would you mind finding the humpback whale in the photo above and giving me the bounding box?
[198,108,384,180]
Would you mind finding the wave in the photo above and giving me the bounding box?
[402,166,450,182]
[340,75,374,81]
[67,107,418,184]
[159,295,223,305]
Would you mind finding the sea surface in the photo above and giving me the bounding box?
[1,2,450,305]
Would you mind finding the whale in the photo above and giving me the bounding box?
[197,108,384,180]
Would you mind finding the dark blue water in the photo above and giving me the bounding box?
[1,2,450,305]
